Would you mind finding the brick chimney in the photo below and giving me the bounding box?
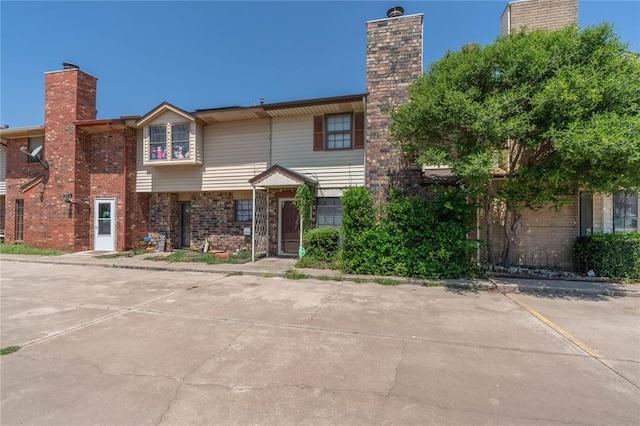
[500,0,578,35]
[365,7,423,200]
[42,63,97,250]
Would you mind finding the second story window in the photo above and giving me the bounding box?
[313,112,364,152]
[28,137,44,163]
[149,126,167,160]
[171,124,190,159]
[326,114,352,150]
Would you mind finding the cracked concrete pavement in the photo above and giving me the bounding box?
[1,260,639,425]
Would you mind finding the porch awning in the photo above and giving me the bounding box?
[249,164,317,188]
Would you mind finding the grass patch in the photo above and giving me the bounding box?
[0,244,68,256]
[261,273,276,278]
[161,250,252,265]
[1,346,21,356]
[284,269,308,280]
[422,281,441,287]
[226,271,243,277]
[374,277,401,286]
[317,275,333,281]
[352,278,369,284]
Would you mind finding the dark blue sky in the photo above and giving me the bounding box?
[1,1,638,128]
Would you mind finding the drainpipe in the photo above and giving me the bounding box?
[268,117,273,168]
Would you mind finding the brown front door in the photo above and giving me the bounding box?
[280,200,299,255]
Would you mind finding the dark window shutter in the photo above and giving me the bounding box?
[354,112,364,149]
[313,116,324,151]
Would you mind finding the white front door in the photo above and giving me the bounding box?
[94,199,116,251]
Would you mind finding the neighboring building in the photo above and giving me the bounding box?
[0,64,148,252]
[0,1,636,267]
[135,96,366,257]
[487,0,638,268]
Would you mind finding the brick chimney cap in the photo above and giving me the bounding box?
[62,62,79,70]
[387,6,404,18]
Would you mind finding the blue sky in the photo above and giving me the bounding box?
[1,0,638,128]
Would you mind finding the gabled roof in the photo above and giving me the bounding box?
[136,102,196,127]
[249,164,317,188]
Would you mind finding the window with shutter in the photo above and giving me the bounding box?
[313,112,364,151]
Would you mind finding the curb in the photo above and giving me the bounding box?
[2,256,638,298]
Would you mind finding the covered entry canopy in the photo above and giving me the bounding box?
[249,164,318,189]
[249,165,317,261]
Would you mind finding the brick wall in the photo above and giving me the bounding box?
[2,66,149,252]
[190,192,251,252]
[502,0,578,35]
[88,127,149,251]
[365,12,424,201]
[34,68,97,251]
[148,191,252,252]
[483,199,579,269]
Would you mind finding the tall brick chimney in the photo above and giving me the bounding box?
[500,0,578,35]
[365,7,423,200]
[42,63,97,251]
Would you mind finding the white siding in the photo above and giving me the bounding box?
[201,119,269,190]
[271,116,365,189]
[149,111,189,126]
[0,145,6,194]
[136,115,365,193]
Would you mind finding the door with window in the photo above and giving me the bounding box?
[279,199,300,255]
[94,199,116,251]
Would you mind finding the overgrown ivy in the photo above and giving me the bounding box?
[294,184,315,234]
[341,187,480,279]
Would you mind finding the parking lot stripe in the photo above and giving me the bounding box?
[504,293,602,359]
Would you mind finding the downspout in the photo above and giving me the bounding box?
[122,128,127,251]
[268,117,273,168]
[362,95,367,186]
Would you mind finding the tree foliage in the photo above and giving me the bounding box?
[391,24,640,265]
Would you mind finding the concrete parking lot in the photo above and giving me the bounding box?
[1,260,639,425]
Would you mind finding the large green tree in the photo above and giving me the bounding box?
[391,24,640,266]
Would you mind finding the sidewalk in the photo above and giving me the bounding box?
[1,251,638,298]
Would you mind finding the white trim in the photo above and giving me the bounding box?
[252,187,256,262]
[94,198,116,251]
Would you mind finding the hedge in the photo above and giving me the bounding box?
[574,233,640,280]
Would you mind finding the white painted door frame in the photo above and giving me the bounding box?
[94,198,116,251]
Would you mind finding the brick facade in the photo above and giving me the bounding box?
[2,66,148,252]
[501,0,578,35]
[365,12,424,201]
[148,191,254,252]
[483,198,579,269]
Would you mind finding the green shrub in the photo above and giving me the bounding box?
[574,233,640,280]
[303,227,341,261]
[341,187,375,240]
[341,187,479,279]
